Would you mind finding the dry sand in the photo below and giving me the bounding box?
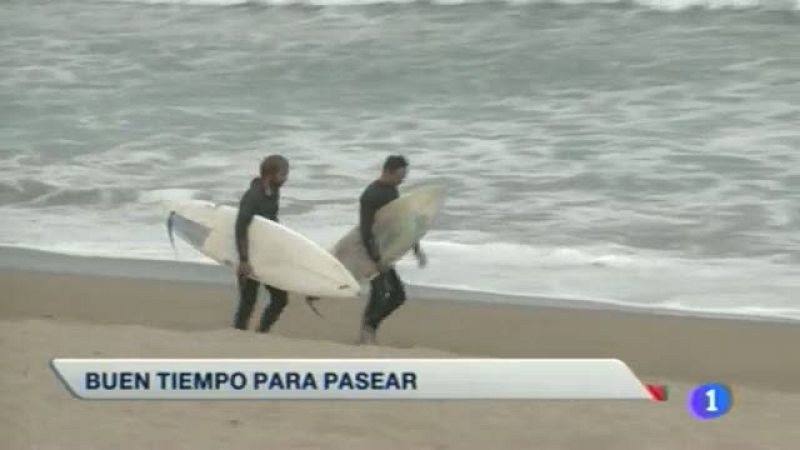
[2,251,799,449]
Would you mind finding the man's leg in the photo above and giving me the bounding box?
[234,278,259,330]
[381,268,406,319]
[361,272,388,343]
[258,285,288,333]
[360,268,406,343]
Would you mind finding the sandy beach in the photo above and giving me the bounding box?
[2,247,799,449]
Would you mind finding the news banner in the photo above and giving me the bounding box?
[50,359,734,418]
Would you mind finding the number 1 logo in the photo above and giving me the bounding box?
[689,382,733,419]
[705,388,719,412]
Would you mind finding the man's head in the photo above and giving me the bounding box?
[381,155,408,186]
[260,154,289,189]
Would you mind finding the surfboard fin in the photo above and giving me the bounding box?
[305,296,325,319]
[166,211,178,260]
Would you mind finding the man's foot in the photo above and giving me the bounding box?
[358,325,377,345]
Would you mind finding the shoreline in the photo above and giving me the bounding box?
[2,245,798,325]
[3,246,800,392]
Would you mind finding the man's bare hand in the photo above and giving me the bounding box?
[374,260,391,274]
[414,243,427,268]
[416,249,428,268]
[237,260,253,280]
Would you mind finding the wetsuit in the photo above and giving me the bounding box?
[359,180,407,332]
[233,178,288,332]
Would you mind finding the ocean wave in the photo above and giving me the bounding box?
[31,188,141,208]
[416,238,800,279]
[0,180,58,205]
[420,239,680,270]
[392,238,800,319]
[138,188,206,205]
[411,282,800,321]
[0,180,141,208]
[109,0,800,11]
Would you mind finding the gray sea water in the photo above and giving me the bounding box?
[2,0,799,320]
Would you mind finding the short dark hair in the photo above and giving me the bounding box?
[260,154,289,177]
[383,155,408,173]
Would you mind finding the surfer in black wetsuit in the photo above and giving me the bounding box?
[359,155,427,344]
[233,154,290,333]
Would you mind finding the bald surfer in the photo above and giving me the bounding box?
[233,154,290,333]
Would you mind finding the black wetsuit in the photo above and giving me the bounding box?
[233,178,287,332]
[359,180,407,332]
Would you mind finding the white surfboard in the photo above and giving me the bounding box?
[166,199,360,299]
[331,184,447,282]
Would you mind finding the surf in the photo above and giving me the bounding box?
[108,0,800,12]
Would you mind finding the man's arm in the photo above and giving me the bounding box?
[235,191,257,263]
